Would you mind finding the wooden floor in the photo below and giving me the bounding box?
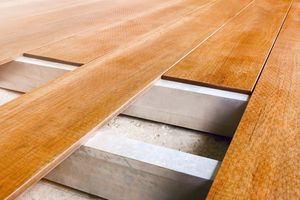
[208,1,300,198]
[163,0,292,93]
[0,0,299,199]
[24,0,217,65]
[0,0,174,63]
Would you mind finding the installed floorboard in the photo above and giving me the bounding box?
[0,0,252,198]
[208,1,300,198]
[0,0,89,21]
[0,0,173,63]
[163,0,292,94]
[25,0,216,65]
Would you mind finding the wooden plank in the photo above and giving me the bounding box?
[0,0,175,63]
[0,0,90,21]
[25,0,215,65]
[0,0,253,198]
[207,1,300,198]
[163,0,292,94]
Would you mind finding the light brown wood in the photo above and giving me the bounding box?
[25,0,214,65]
[163,0,292,94]
[0,0,174,63]
[208,1,300,198]
[0,0,89,21]
[0,0,252,198]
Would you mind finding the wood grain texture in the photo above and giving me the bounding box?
[163,0,292,94]
[0,0,252,198]
[0,0,175,63]
[208,1,300,199]
[25,0,214,65]
[0,0,89,21]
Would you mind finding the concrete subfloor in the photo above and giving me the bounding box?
[100,115,230,160]
[0,88,230,199]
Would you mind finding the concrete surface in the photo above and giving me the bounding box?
[101,115,230,160]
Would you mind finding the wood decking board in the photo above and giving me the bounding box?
[0,0,175,63]
[0,0,253,198]
[0,0,90,21]
[163,0,293,94]
[208,1,300,198]
[25,0,216,65]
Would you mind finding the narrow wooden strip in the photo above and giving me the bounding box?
[25,0,216,65]
[208,1,300,198]
[0,0,252,198]
[163,0,292,94]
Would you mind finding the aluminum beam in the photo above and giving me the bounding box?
[124,79,248,136]
[46,133,220,200]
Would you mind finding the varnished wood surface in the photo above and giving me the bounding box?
[25,0,214,65]
[0,0,253,199]
[208,1,300,198]
[0,0,89,21]
[0,0,175,63]
[163,0,292,94]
